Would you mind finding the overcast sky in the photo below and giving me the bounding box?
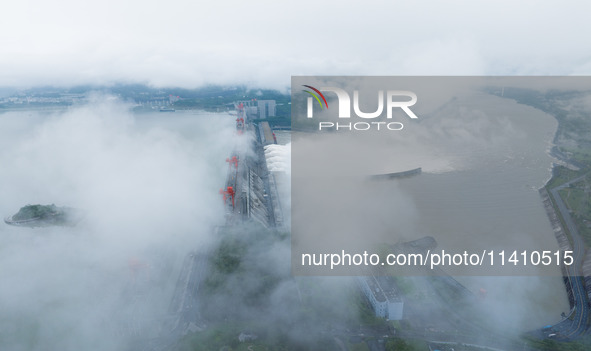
[2,0,591,89]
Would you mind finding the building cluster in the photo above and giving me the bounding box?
[236,99,276,119]
[0,93,86,105]
[135,97,175,107]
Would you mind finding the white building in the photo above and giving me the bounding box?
[257,100,276,119]
[358,275,403,320]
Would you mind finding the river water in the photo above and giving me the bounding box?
[394,93,570,331]
[292,91,570,332]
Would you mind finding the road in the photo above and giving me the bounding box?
[544,172,590,339]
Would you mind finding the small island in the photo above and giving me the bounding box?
[4,204,83,228]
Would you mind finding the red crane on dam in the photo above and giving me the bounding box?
[219,186,235,208]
